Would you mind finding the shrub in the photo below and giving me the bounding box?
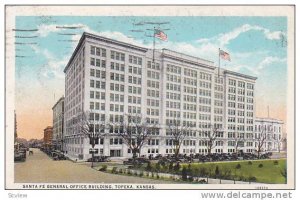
[238,175,245,181]
[258,163,263,168]
[156,173,160,179]
[215,165,220,178]
[162,165,168,173]
[188,176,194,182]
[199,179,207,184]
[145,172,149,177]
[182,166,188,181]
[168,162,174,171]
[236,164,241,169]
[188,164,192,173]
[112,167,118,174]
[134,171,138,176]
[127,170,132,175]
[146,162,152,171]
[160,160,166,167]
[99,165,107,171]
[139,172,143,177]
[151,172,154,178]
[248,161,252,165]
[274,160,279,165]
[199,167,207,177]
[155,163,161,172]
[118,168,123,174]
[248,176,257,182]
[174,162,180,172]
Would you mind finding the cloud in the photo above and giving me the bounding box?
[29,44,69,81]
[37,23,86,37]
[197,24,285,46]
[256,56,287,71]
[229,56,286,76]
[34,23,286,78]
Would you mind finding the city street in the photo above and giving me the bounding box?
[14,148,171,183]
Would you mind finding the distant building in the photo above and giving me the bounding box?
[43,126,53,150]
[14,110,17,142]
[52,97,64,152]
[254,117,284,152]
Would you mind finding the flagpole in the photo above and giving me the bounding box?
[218,48,220,77]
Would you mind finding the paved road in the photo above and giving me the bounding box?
[14,148,172,184]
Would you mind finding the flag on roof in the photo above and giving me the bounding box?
[219,49,231,61]
[155,29,168,41]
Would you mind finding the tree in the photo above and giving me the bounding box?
[273,134,284,153]
[199,123,223,155]
[113,114,157,160]
[166,119,190,159]
[181,166,188,181]
[254,123,267,159]
[280,167,287,184]
[76,109,107,167]
[233,132,246,154]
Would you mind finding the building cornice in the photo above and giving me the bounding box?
[224,70,257,80]
[162,49,216,70]
[52,96,65,110]
[255,117,284,124]
[63,32,148,73]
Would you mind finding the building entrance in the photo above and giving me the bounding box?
[110,149,121,157]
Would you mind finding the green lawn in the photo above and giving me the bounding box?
[182,159,287,184]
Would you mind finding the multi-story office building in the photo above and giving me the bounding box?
[43,126,53,150]
[63,32,257,160]
[52,96,65,152]
[254,117,284,152]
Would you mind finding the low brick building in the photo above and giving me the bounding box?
[43,126,53,150]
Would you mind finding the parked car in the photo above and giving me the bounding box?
[14,152,26,162]
[87,156,111,162]
[123,158,144,166]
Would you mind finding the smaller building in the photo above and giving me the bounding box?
[43,126,53,150]
[254,117,284,152]
[52,97,64,152]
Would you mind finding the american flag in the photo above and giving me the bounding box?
[219,49,231,61]
[155,29,168,41]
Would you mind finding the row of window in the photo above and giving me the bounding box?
[90,69,106,79]
[90,46,106,57]
[90,102,105,110]
[129,55,142,65]
[90,80,106,89]
[90,58,106,68]
[111,62,125,72]
[147,61,160,70]
[167,74,181,83]
[111,50,125,61]
[147,108,159,116]
[90,91,106,100]
[128,95,141,104]
[147,99,159,107]
[129,76,142,85]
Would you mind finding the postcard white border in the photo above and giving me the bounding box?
[5,5,295,190]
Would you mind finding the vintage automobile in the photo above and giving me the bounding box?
[87,156,111,162]
[14,152,26,162]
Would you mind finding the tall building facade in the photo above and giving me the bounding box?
[52,96,65,152]
[43,126,53,150]
[64,32,257,160]
[254,117,284,152]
